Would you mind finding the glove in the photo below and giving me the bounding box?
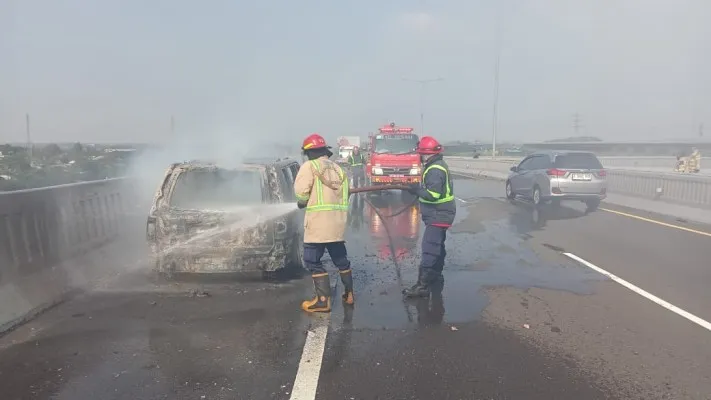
[297,200,308,209]
[406,184,420,194]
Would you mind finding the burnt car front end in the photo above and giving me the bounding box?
[147,163,301,275]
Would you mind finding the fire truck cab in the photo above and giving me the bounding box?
[365,122,422,190]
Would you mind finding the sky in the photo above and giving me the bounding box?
[1,0,709,145]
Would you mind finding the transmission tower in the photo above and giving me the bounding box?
[572,113,583,135]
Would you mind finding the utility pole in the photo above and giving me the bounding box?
[402,77,444,135]
[25,113,33,164]
[572,113,583,135]
[491,2,506,160]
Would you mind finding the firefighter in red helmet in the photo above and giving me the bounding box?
[403,135,456,298]
[293,133,354,312]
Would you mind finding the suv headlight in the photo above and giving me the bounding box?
[409,168,420,175]
[372,167,383,175]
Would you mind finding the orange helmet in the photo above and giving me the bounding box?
[416,136,443,154]
[301,133,330,151]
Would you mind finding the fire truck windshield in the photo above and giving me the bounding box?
[373,134,419,155]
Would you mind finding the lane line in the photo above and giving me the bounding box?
[600,207,711,238]
[289,309,330,400]
[563,252,711,332]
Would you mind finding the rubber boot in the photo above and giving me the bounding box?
[339,269,355,305]
[301,273,331,313]
[402,269,431,298]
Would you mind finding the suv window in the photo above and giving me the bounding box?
[170,168,264,209]
[517,157,533,170]
[554,153,603,169]
[280,166,296,202]
[528,155,552,170]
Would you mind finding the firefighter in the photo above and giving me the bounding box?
[403,136,456,298]
[348,146,365,187]
[294,133,354,312]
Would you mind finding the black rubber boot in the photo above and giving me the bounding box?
[402,270,431,298]
[339,269,355,305]
[301,273,331,313]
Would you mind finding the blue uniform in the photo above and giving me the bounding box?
[410,154,456,284]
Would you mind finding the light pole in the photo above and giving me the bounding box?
[492,3,505,159]
[402,77,444,135]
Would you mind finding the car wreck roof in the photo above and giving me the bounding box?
[171,161,266,171]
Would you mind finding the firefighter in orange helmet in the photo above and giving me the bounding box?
[293,133,354,312]
[403,136,456,298]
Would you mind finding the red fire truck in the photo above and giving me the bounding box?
[365,122,422,189]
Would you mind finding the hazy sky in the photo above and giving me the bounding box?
[1,0,709,144]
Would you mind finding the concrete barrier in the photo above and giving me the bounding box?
[0,178,139,333]
[446,158,711,208]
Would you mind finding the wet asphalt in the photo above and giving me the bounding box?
[1,178,711,399]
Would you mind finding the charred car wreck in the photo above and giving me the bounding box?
[146,158,304,277]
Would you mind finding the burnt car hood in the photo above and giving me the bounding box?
[162,207,276,250]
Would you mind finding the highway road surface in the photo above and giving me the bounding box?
[1,179,711,400]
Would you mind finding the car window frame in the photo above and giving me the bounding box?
[517,156,535,171]
[280,164,296,202]
[529,155,552,170]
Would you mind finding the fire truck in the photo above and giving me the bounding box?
[365,122,422,190]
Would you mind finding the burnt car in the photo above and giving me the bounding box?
[145,158,304,278]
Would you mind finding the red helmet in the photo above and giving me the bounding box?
[301,133,330,150]
[416,136,443,154]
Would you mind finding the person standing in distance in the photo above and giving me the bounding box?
[294,133,354,312]
[403,136,456,298]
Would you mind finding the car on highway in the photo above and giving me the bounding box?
[145,158,304,278]
[505,150,607,211]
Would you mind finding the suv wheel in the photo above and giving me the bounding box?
[286,233,305,277]
[585,199,600,213]
[532,186,542,206]
[505,180,515,200]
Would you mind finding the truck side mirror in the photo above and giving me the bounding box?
[510,166,518,172]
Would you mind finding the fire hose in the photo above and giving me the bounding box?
[313,165,419,272]
[347,184,420,275]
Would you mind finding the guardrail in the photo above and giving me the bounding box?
[453,155,708,170]
[0,178,131,285]
[446,158,711,208]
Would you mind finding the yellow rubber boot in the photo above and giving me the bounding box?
[301,273,332,313]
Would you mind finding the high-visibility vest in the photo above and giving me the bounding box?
[419,164,454,204]
[348,153,363,166]
[305,160,350,212]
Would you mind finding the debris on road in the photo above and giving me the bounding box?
[523,323,530,329]
[188,289,211,298]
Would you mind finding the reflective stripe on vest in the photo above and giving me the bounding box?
[306,160,350,212]
[348,154,363,166]
[419,164,454,204]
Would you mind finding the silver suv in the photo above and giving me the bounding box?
[505,151,607,211]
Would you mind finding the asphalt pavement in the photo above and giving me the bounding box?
[1,179,711,399]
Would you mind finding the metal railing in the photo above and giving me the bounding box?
[0,178,131,284]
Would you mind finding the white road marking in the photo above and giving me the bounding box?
[455,196,469,203]
[289,309,331,399]
[564,252,711,332]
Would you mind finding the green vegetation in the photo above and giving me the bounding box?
[0,143,136,192]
